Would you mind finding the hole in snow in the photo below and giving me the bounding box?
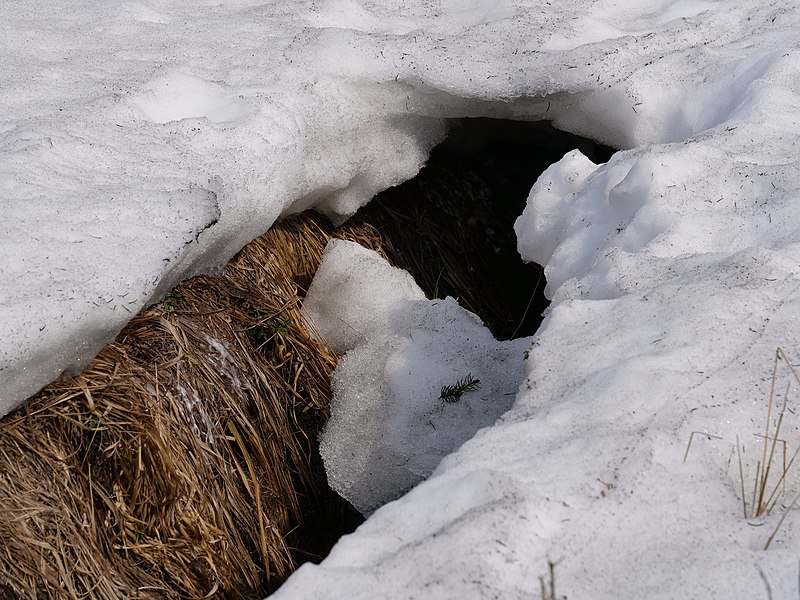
[300,118,618,518]
[352,118,616,339]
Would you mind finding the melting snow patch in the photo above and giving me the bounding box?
[177,384,215,446]
[205,335,246,390]
[302,240,530,515]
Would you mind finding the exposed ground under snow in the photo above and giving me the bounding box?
[4,1,800,598]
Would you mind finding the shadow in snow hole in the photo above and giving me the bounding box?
[353,118,616,340]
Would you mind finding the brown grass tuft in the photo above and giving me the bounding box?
[0,212,384,599]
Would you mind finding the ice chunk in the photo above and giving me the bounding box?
[301,240,426,353]
[515,149,601,269]
[303,240,530,514]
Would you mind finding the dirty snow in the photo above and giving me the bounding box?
[4,0,800,598]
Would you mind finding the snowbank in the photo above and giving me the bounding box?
[5,0,800,598]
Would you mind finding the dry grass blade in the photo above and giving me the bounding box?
[737,435,747,519]
[764,490,800,550]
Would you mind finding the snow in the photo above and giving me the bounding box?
[130,72,251,124]
[302,240,530,514]
[4,0,800,598]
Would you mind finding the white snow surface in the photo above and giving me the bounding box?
[3,0,800,598]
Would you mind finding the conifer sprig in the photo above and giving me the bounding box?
[439,374,481,403]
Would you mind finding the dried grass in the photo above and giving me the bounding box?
[0,212,384,599]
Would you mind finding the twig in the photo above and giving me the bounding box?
[683,431,723,463]
[764,490,800,550]
[757,563,773,600]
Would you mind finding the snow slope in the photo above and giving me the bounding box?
[4,0,800,598]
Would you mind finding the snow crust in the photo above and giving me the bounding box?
[5,0,800,598]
